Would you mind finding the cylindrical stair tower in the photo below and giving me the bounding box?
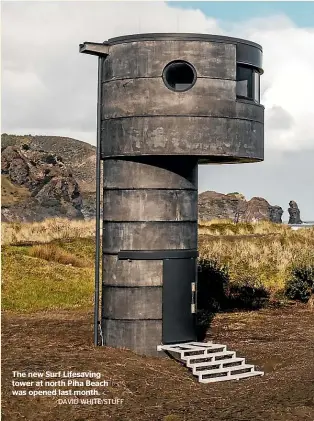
[80,33,264,356]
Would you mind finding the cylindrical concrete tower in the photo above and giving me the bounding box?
[80,33,264,356]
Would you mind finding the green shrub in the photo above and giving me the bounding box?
[197,259,229,312]
[285,265,314,302]
[228,283,269,310]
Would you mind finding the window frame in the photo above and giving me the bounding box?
[162,60,197,93]
[236,64,261,104]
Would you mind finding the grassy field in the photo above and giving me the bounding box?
[2,238,95,312]
[2,218,314,312]
[199,221,314,296]
[2,218,314,421]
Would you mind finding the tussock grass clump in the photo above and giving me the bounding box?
[2,217,97,245]
[2,238,95,311]
[199,219,290,236]
[285,265,314,302]
[199,227,314,299]
[28,244,91,268]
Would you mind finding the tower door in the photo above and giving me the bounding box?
[162,258,197,344]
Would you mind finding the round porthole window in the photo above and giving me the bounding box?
[162,60,197,92]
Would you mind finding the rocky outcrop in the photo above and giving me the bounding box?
[80,192,101,220]
[1,145,84,222]
[198,191,283,223]
[1,135,288,224]
[270,205,284,223]
[242,197,283,223]
[1,134,96,192]
[288,200,302,224]
[199,191,240,221]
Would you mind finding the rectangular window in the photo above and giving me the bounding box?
[236,65,253,100]
[236,64,260,103]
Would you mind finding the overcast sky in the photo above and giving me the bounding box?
[2,1,314,220]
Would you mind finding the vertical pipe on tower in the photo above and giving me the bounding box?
[94,56,104,346]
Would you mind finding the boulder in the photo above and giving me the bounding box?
[270,205,284,223]
[288,200,302,224]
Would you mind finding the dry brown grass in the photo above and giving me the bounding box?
[28,243,91,268]
[3,217,313,299]
[198,219,290,236]
[1,174,31,206]
[2,218,289,246]
[2,238,95,311]
[199,226,314,293]
[1,217,97,245]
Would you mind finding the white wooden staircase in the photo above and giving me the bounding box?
[157,341,264,383]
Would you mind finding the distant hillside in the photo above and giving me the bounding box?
[1,134,98,221]
[1,134,96,193]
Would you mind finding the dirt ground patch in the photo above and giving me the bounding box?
[2,306,314,421]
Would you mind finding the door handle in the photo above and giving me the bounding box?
[191,282,196,313]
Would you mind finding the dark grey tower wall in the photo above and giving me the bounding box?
[80,33,264,357]
[102,158,198,355]
[101,37,263,163]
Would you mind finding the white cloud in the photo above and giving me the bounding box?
[225,15,314,150]
[1,2,314,152]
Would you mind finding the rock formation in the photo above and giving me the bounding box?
[198,191,283,223]
[1,145,84,222]
[269,205,284,223]
[1,134,100,221]
[288,200,302,224]
[1,134,287,224]
[199,191,240,221]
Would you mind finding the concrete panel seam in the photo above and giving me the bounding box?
[102,115,264,122]
[101,76,236,84]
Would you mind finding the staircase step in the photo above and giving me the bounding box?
[197,364,254,377]
[187,341,213,346]
[160,344,228,359]
[182,347,227,358]
[191,357,245,373]
[181,347,223,356]
[157,345,211,355]
[183,351,236,365]
[199,370,264,383]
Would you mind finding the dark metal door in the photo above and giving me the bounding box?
[162,258,197,344]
